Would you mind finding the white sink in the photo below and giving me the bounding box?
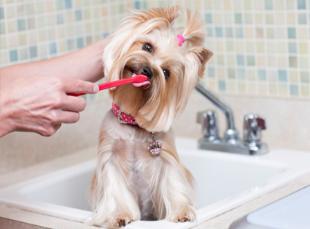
[0,138,309,228]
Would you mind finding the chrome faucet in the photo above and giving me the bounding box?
[195,83,268,155]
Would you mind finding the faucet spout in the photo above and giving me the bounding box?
[195,82,237,133]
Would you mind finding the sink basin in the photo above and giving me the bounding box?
[0,138,309,228]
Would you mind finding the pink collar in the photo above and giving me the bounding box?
[111,103,138,126]
[111,103,162,156]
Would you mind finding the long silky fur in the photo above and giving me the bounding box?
[90,6,212,228]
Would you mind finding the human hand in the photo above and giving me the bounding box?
[0,74,98,137]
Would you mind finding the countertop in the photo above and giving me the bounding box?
[0,148,309,229]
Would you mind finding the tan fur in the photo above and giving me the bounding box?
[90,7,212,228]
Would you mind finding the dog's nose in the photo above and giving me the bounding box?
[141,67,153,79]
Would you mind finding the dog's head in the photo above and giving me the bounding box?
[103,6,212,132]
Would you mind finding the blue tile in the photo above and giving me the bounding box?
[225,27,233,37]
[235,27,243,38]
[236,68,245,80]
[258,69,267,81]
[247,56,255,66]
[215,27,223,37]
[237,55,245,66]
[102,32,109,38]
[288,27,296,39]
[298,13,307,24]
[288,42,297,54]
[265,0,273,9]
[17,19,26,31]
[9,50,18,62]
[234,13,242,24]
[49,42,57,55]
[278,70,288,82]
[75,10,82,21]
[77,37,84,48]
[0,7,4,20]
[289,84,299,96]
[218,80,226,91]
[207,67,215,77]
[57,14,64,24]
[134,0,141,9]
[29,46,37,58]
[64,0,72,9]
[298,0,306,9]
[205,13,212,24]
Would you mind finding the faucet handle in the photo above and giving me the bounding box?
[197,110,220,142]
[243,113,266,134]
[243,113,268,154]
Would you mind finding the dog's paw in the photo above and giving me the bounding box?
[113,215,134,228]
[106,214,135,228]
[89,213,136,228]
[167,207,196,223]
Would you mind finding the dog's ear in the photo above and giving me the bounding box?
[188,47,213,78]
[196,47,213,77]
[128,6,179,26]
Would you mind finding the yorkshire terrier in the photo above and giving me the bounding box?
[90,6,212,228]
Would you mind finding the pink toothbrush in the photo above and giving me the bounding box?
[69,75,149,96]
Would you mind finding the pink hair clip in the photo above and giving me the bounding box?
[177,34,186,47]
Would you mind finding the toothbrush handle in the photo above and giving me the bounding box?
[68,75,148,96]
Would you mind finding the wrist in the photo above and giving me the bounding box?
[0,76,15,137]
[0,104,15,137]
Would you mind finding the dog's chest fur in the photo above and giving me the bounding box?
[100,111,167,219]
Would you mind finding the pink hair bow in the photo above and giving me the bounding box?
[177,34,186,47]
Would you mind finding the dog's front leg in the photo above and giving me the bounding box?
[90,146,140,228]
[154,153,196,223]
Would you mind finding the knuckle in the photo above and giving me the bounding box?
[40,127,55,137]
[47,111,59,124]
[52,94,64,107]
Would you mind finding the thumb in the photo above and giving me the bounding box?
[64,79,99,94]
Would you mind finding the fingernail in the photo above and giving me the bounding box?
[93,84,99,93]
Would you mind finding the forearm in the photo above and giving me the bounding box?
[46,40,106,82]
[0,40,106,82]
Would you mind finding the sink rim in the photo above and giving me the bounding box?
[0,165,304,227]
[0,138,310,228]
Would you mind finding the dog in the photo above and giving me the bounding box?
[90,6,212,228]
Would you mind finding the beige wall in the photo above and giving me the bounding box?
[1,92,310,174]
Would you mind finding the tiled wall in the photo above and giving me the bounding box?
[1,0,310,99]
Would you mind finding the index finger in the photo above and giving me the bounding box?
[64,79,99,95]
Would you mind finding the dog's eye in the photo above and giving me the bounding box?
[162,69,170,79]
[142,43,153,53]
